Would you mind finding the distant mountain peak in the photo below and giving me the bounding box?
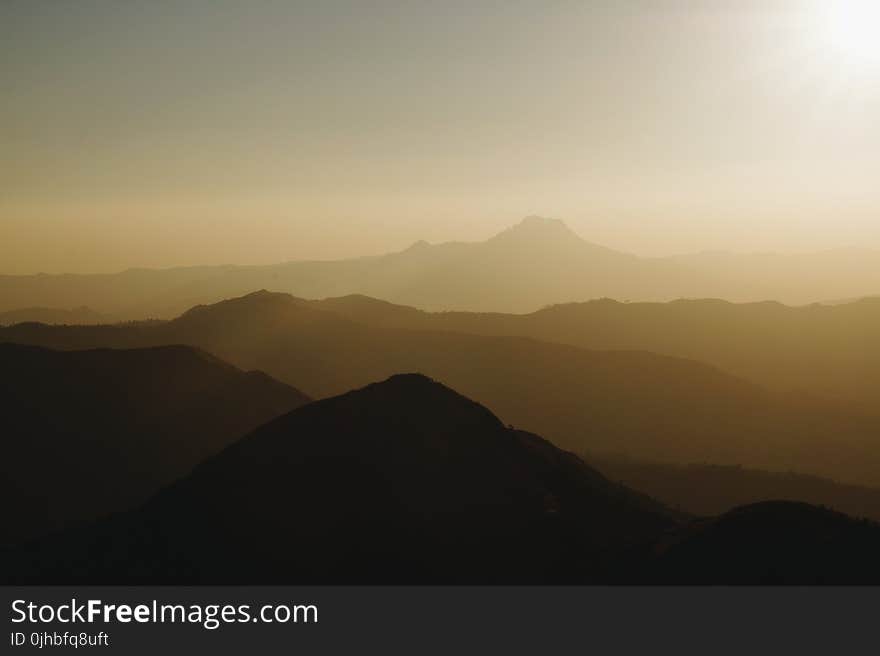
[521,215,568,228]
[517,215,576,232]
[489,216,584,246]
[404,239,431,252]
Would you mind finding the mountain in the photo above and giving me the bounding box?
[7,375,880,585]
[653,502,880,584]
[4,291,880,486]
[4,217,879,317]
[0,306,108,325]
[0,217,692,317]
[592,455,880,522]
[0,343,310,546]
[4,374,679,584]
[307,294,880,409]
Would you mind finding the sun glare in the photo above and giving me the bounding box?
[822,0,880,64]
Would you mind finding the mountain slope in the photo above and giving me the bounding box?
[5,374,679,584]
[4,291,880,485]
[0,343,310,545]
[5,216,878,317]
[308,295,880,409]
[653,502,880,584]
[8,376,880,585]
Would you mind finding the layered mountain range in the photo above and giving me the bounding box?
[4,290,880,486]
[309,293,880,409]
[2,216,878,317]
[6,374,880,585]
[3,217,879,584]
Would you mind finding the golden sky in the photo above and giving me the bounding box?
[2,1,879,273]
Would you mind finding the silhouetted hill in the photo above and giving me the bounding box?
[4,374,679,584]
[0,343,309,546]
[154,294,880,486]
[4,291,880,486]
[4,217,878,317]
[0,306,108,325]
[592,455,880,522]
[309,295,880,409]
[8,376,880,584]
[653,502,880,584]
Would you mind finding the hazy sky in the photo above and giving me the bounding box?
[2,1,879,273]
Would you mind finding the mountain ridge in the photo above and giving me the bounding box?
[3,217,879,317]
[0,306,108,326]
[307,292,880,409]
[5,290,880,486]
[4,373,680,584]
[8,374,880,585]
[0,342,310,546]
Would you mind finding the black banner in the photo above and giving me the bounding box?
[2,586,878,654]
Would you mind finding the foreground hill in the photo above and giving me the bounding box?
[593,456,880,522]
[5,374,678,584]
[3,217,878,317]
[4,291,880,486]
[653,502,880,584]
[0,343,309,545]
[7,376,880,585]
[308,294,880,409]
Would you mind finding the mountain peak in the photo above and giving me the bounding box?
[489,216,583,245]
[332,373,504,431]
[381,372,435,385]
[177,290,302,321]
[404,239,431,252]
[520,215,567,228]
